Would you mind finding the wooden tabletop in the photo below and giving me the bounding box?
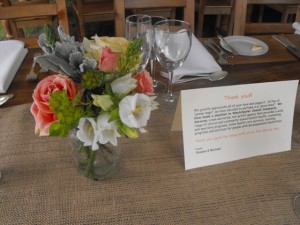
[2,34,300,108]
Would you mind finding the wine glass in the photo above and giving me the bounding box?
[294,193,300,218]
[125,14,152,72]
[153,19,192,110]
[149,16,167,93]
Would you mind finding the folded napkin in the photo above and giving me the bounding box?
[0,40,28,93]
[161,33,221,81]
[292,22,300,35]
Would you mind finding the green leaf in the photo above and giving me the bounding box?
[44,24,59,47]
[49,122,69,136]
[109,108,120,121]
[48,90,85,136]
[118,38,142,74]
[120,123,138,138]
[105,83,114,96]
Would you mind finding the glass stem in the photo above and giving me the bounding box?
[150,59,157,87]
[167,71,173,98]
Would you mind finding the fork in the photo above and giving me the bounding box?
[207,38,233,59]
[26,53,41,81]
[204,40,229,65]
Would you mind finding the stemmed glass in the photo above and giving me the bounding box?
[153,19,192,110]
[125,14,152,72]
[294,194,300,218]
[149,16,167,93]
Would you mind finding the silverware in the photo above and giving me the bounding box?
[272,35,300,59]
[173,71,228,84]
[26,53,41,81]
[204,40,229,65]
[0,94,14,106]
[272,35,297,48]
[217,35,238,55]
[207,38,233,58]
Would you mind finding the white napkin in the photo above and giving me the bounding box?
[292,22,300,35]
[0,40,28,93]
[161,33,222,81]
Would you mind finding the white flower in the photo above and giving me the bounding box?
[149,96,159,110]
[111,73,136,95]
[96,113,121,146]
[76,117,100,151]
[119,93,152,132]
[82,36,128,60]
[93,35,128,53]
[82,37,101,59]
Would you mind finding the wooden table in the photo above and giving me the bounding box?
[1,35,300,224]
[2,35,300,107]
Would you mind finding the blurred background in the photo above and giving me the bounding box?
[0,1,285,41]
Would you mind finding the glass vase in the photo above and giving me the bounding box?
[69,130,121,180]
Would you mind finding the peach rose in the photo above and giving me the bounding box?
[30,74,80,136]
[98,47,119,72]
[133,70,154,94]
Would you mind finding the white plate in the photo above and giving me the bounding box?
[220,36,268,56]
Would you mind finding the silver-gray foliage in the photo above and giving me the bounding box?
[36,25,97,81]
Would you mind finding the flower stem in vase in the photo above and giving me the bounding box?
[84,149,97,179]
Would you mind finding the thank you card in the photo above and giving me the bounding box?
[172,80,299,170]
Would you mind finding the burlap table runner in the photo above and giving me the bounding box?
[0,87,300,224]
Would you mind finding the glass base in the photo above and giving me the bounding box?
[294,193,300,218]
[153,80,167,93]
[156,92,179,112]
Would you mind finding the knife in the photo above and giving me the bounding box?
[272,35,300,59]
[217,35,239,55]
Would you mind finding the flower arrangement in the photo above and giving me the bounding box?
[30,25,158,179]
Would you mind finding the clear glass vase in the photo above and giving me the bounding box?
[69,130,121,180]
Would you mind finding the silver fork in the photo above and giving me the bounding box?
[26,53,41,81]
[204,40,229,65]
[208,38,233,59]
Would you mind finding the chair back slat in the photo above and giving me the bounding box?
[195,0,235,37]
[0,1,69,48]
[233,0,300,35]
[71,0,115,40]
[0,4,57,19]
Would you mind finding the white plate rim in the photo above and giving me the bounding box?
[220,36,268,56]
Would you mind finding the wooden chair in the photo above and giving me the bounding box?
[233,0,300,35]
[3,0,52,39]
[114,0,195,37]
[263,4,297,23]
[195,0,235,37]
[130,7,176,20]
[0,0,69,48]
[71,0,115,40]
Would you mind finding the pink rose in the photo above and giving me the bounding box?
[98,47,119,72]
[30,74,80,136]
[133,70,154,94]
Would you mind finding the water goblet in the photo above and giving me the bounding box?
[149,16,167,93]
[153,19,192,111]
[294,193,300,218]
[125,14,152,72]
